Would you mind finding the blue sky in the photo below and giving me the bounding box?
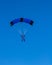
[0,0,52,65]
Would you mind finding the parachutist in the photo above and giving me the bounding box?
[20,33,25,42]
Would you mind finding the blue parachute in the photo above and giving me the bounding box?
[10,18,34,26]
[10,17,34,42]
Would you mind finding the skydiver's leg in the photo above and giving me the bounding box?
[23,38,25,42]
[21,38,25,42]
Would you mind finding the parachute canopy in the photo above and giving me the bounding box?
[10,18,34,26]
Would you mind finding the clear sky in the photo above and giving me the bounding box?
[0,0,52,65]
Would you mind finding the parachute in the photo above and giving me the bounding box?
[10,18,34,26]
[10,17,34,42]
